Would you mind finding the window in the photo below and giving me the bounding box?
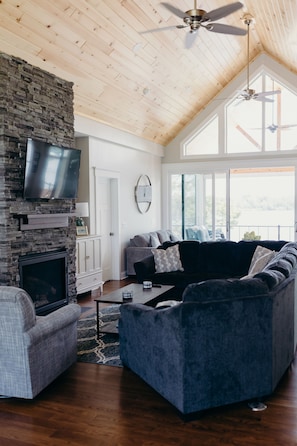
[169,167,295,242]
[170,60,297,242]
[171,172,227,241]
[183,115,219,157]
[182,71,297,157]
[227,75,297,153]
[229,167,295,241]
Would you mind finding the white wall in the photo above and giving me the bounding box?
[74,115,165,277]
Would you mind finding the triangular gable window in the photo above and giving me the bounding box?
[182,66,297,158]
[226,74,297,153]
[183,115,219,156]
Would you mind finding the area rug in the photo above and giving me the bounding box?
[77,305,122,367]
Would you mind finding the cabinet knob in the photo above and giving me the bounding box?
[85,255,90,259]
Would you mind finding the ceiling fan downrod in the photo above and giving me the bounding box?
[241,14,255,98]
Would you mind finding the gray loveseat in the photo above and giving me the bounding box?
[126,229,180,275]
[119,241,297,416]
[0,286,81,399]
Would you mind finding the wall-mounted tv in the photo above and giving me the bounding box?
[24,138,81,199]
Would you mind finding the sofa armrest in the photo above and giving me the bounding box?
[126,246,154,275]
[134,254,155,283]
[24,303,81,346]
[118,295,283,414]
[119,303,184,385]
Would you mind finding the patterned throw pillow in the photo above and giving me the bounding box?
[248,245,275,275]
[151,244,184,273]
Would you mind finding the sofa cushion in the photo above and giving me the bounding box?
[179,241,203,274]
[274,243,297,267]
[182,277,270,303]
[200,241,241,277]
[265,258,293,278]
[254,270,286,290]
[279,251,297,268]
[152,244,184,273]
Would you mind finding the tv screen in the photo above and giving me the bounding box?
[24,138,81,199]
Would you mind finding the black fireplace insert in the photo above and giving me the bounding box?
[19,249,68,315]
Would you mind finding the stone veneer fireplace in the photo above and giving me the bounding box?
[0,52,77,303]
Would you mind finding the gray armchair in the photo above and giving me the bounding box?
[0,286,81,399]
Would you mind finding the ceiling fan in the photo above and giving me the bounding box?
[266,123,297,133]
[141,1,247,49]
[251,86,297,133]
[237,15,281,102]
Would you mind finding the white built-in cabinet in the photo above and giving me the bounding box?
[76,235,104,295]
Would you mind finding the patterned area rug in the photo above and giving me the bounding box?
[77,305,122,367]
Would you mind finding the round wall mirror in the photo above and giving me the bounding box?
[135,175,152,214]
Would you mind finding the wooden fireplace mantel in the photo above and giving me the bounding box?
[14,213,75,230]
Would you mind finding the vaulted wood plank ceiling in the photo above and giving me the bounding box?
[0,0,296,146]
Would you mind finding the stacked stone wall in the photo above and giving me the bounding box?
[0,52,77,301]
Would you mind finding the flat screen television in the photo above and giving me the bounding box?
[24,138,81,199]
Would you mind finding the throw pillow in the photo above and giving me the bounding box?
[157,230,171,244]
[248,245,275,276]
[149,233,160,247]
[151,244,184,273]
[170,232,180,242]
[131,233,151,247]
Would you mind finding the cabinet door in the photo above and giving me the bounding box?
[76,236,101,275]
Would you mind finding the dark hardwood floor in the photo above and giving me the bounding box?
[1,279,297,445]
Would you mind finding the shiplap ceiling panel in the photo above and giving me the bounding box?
[0,0,296,145]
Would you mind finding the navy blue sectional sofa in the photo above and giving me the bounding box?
[119,241,297,416]
[134,240,288,291]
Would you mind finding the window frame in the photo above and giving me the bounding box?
[180,66,297,160]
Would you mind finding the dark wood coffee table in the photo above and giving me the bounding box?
[94,283,174,338]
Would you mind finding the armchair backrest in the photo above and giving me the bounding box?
[0,286,36,334]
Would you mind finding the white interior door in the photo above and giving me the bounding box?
[95,177,113,282]
[94,170,120,281]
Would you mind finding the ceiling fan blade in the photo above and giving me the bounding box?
[206,23,247,35]
[139,25,182,34]
[256,90,281,97]
[280,124,297,129]
[185,30,199,49]
[203,2,243,22]
[161,2,188,19]
[253,96,274,103]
